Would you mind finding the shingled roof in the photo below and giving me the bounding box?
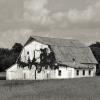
[25,36,98,64]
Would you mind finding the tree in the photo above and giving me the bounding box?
[90,42,100,63]
[12,43,23,53]
[90,42,100,75]
[0,43,23,72]
[40,48,56,69]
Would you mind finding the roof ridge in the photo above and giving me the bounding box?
[31,35,78,41]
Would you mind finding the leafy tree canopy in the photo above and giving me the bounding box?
[0,43,23,72]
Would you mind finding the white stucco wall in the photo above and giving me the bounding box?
[6,64,96,80]
[7,69,24,80]
[74,69,93,78]
[6,64,18,80]
[21,41,50,63]
[73,66,96,78]
[54,67,74,79]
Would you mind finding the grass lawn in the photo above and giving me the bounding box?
[0,77,100,100]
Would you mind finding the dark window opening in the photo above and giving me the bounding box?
[27,51,29,55]
[76,70,79,76]
[83,70,85,76]
[89,70,91,75]
[58,70,61,76]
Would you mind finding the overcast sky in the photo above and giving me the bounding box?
[0,0,100,48]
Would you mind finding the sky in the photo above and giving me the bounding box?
[0,0,100,48]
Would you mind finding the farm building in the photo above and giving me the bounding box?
[6,36,98,80]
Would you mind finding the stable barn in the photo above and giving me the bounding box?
[6,36,97,80]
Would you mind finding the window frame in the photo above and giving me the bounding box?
[27,51,29,55]
[58,70,61,76]
[76,70,79,76]
[83,70,85,76]
[89,70,91,75]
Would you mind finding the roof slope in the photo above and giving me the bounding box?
[61,62,94,69]
[25,36,98,64]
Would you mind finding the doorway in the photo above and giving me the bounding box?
[24,73,26,80]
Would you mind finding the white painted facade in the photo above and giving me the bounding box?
[21,41,50,63]
[6,64,23,80]
[74,69,94,78]
[6,64,95,80]
[6,40,97,80]
[54,67,95,79]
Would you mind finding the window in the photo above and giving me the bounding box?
[83,70,85,76]
[27,51,29,55]
[89,70,91,75]
[76,70,79,76]
[58,70,61,76]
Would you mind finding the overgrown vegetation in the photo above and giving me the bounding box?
[90,42,100,75]
[17,48,57,73]
[0,43,23,72]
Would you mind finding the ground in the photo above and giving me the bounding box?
[0,77,100,100]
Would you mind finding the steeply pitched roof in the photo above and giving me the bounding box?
[25,36,98,64]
